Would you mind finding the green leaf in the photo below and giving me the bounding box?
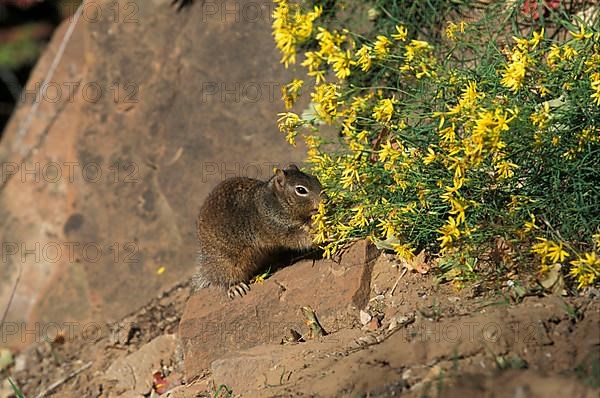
[8,378,26,398]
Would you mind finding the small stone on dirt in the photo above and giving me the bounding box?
[360,310,372,325]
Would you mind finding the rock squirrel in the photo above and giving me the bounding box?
[192,164,323,298]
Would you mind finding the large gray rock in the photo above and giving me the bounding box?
[0,0,307,349]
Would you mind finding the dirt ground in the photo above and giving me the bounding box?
[2,253,599,397]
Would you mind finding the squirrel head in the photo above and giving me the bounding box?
[270,164,322,223]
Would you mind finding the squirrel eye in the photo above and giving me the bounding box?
[295,185,309,196]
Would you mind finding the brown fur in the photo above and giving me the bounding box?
[191,164,322,294]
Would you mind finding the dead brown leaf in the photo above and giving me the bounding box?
[403,250,430,274]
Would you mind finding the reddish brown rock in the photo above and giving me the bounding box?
[103,334,180,396]
[210,329,363,395]
[0,0,313,349]
[163,382,210,398]
[179,240,379,378]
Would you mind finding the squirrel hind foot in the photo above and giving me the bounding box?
[227,282,251,299]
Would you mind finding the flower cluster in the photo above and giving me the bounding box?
[273,1,600,289]
[272,0,322,67]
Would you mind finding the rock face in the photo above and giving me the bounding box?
[179,240,379,378]
[0,0,307,348]
[209,328,364,395]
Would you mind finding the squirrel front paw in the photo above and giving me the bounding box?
[227,282,251,299]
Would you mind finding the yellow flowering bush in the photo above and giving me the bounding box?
[272,0,600,289]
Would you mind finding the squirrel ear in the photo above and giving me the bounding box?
[286,164,299,172]
[274,168,286,190]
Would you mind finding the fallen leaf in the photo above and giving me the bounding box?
[374,235,401,250]
[404,250,430,274]
[538,264,565,295]
[509,284,528,302]
[0,349,14,371]
[367,317,381,331]
[153,371,169,395]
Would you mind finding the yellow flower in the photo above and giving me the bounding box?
[351,93,373,110]
[311,83,339,123]
[277,112,303,144]
[437,216,460,249]
[272,2,322,67]
[400,202,417,214]
[301,51,323,72]
[561,45,578,60]
[513,36,530,50]
[570,252,599,288]
[530,101,551,129]
[591,73,600,106]
[439,124,456,144]
[462,81,482,102]
[316,27,336,57]
[348,138,365,153]
[415,62,434,79]
[562,127,600,159]
[404,40,432,62]
[423,147,436,165]
[531,238,548,253]
[281,79,304,109]
[532,238,569,264]
[570,23,593,40]
[308,69,326,84]
[546,44,561,67]
[372,97,395,123]
[304,134,322,160]
[373,35,392,59]
[536,84,549,97]
[328,49,354,80]
[377,218,396,238]
[495,160,518,179]
[378,140,401,163]
[448,198,467,225]
[445,21,465,41]
[392,24,408,41]
[523,213,539,233]
[355,45,372,72]
[585,53,600,73]
[501,49,529,92]
[356,130,369,142]
[445,82,483,116]
[510,28,545,51]
[350,205,369,228]
[340,161,361,189]
[529,28,544,49]
[440,182,462,207]
[392,243,415,261]
[311,200,328,244]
